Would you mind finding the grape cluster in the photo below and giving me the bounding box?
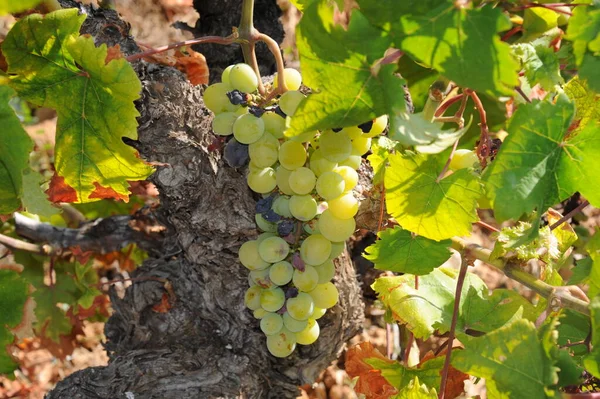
[203,63,388,357]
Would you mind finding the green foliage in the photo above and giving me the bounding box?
[0,0,41,15]
[512,43,563,90]
[21,168,59,218]
[385,152,481,241]
[366,354,445,394]
[364,225,451,275]
[0,85,34,214]
[394,377,438,398]
[3,9,153,203]
[0,268,29,373]
[566,1,600,91]
[564,76,600,133]
[584,295,600,378]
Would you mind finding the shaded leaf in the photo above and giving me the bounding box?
[584,295,600,378]
[21,168,59,218]
[0,267,29,373]
[512,43,563,91]
[0,0,41,14]
[564,76,600,132]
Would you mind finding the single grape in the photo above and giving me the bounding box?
[361,114,388,138]
[269,261,294,285]
[333,166,358,192]
[262,209,281,223]
[250,268,274,288]
[229,63,259,93]
[233,113,265,144]
[283,312,308,333]
[318,210,356,242]
[244,285,263,310]
[308,282,339,309]
[212,112,237,136]
[339,147,362,170]
[303,219,320,235]
[260,312,284,335]
[286,292,315,320]
[329,241,346,259]
[300,234,332,265]
[261,111,286,139]
[272,196,292,218]
[316,171,345,200]
[292,265,319,292]
[249,133,279,168]
[328,192,359,219]
[449,149,479,170]
[314,259,335,284]
[254,308,268,319]
[258,236,290,263]
[255,213,277,233]
[279,91,306,116]
[256,196,275,214]
[273,68,303,91]
[289,195,318,221]
[320,130,352,162]
[260,287,286,312]
[288,167,316,195]
[279,141,307,170]
[296,318,319,345]
[275,166,295,195]
[247,167,276,194]
[341,126,363,140]
[309,149,338,177]
[257,232,277,244]
[312,307,326,320]
[352,136,371,155]
[266,327,296,358]
[203,83,239,114]
[239,240,270,271]
[223,138,249,168]
[277,219,295,236]
[221,65,234,85]
[226,89,247,106]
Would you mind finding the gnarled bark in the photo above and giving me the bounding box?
[47,2,364,398]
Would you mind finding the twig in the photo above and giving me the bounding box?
[60,203,86,226]
[436,140,460,183]
[513,3,575,15]
[468,90,492,167]
[439,256,468,399]
[501,26,523,42]
[126,35,237,63]
[0,232,53,255]
[239,0,265,95]
[403,332,414,364]
[257,33,288,95]
[550,200,589,230]
[475,220,500,233]
[377,186,386,233]
[515,86,532,103]
[451,237,590,316]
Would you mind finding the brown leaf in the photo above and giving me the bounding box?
[70,246,94,265]
[174,48,209,85]
[89,182,129,202]
[105,43,123,64]
[421,350,469,399]
[46,174,78,203]
[346,342,398,399]
[11,297,37,340]
[152,292,172,313]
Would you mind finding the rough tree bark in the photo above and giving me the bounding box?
[46,1,364,398]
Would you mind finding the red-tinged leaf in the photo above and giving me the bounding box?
[105,43,123,64]
[420,350,469,399]
[71,246,94,265]
[89,182,130,202]
[152,292,173,313]
[46,173,78,203]
[73,295,110,320]
[346,342,399,399]
[174,48,209,85]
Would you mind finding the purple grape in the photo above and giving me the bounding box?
[291,252,305,272]
[256,196,274,214]
[248,106,266,118]
[262,209,281,223]
[274,106,286,118]
[277,219,295,236]
[223,138,249,168]
[285,287,299,299]
[226,90,247,106]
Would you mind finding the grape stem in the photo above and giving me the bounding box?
[126,35,238,63]
[550,199,589,230]
[467,90,492,168]
[0,232,54,256]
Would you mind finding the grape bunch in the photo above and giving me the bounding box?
[203,63,388,357]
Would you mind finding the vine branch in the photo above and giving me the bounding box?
[126,35,238,63]
[550,200,589,230]
[0,232,54,255]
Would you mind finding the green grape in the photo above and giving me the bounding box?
[272,196,292,218]
[329,241,346,259]
[309,149,338,177]
[244,285,263,310]
[362,114,388,138]
[266,327,296,358]
[300,234,332,265]
[260,287,286,312]
[314,259,335,284]
[283,312,308,333]
[229,63,259,93]
[284,117,317,142]
[341,126,363,139]
[257,232,277,244]
[212,112,237,136]
[328,192,358,219]
[296,318,319,345]
[316,171,345,200]
[289,195,318,221]
[318,210,356,242]
[221,65,234,86]
[247,167,276,194]
[449,149,479,170]
[274,68,302,91]
[333,166,358,192]
[249,132,279,168]
[286,292,314,320]
[260,312,284,335]
[253,308,267,319]
[269,261,294,285]
[303,219,320,235]
[292,265,319,292]
[233,113,265,144]
[258,236,290,263]
[203,83,239,114]
[288,167,316,195]
[352,136,371,155]
[275,166,295,195]
[239,240,270,270]
[255,213,277,232]
[250,269,273,288]
[308,282,339,309]
[279,90,306,116]
[312,307,326,320]
[235,106,249,116]
[278,141,307,170]
[338,147,362,170]
[320,130,352,163]
[261,111,286,139]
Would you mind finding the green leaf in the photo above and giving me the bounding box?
[566,1,600,65]
[21,168,59,218]
[394,377,438,399]
[366,353,444,393]
[289,3,405,134]
[512,44,563,91]
[384,152,481,241]
[452,318,559,398]
[584,232,600,298]
[584,295,600,378]
[367,136,395,186]
[0,0,42,15]
[372,267,536,339]
[0,268,29,373]
[364,226,451,275]
[0,85,34,214]
[579,53,600,92]
[484,98,600,221]
[522,7,558,38]
[564,76,600,133]
[3,10,153,203]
